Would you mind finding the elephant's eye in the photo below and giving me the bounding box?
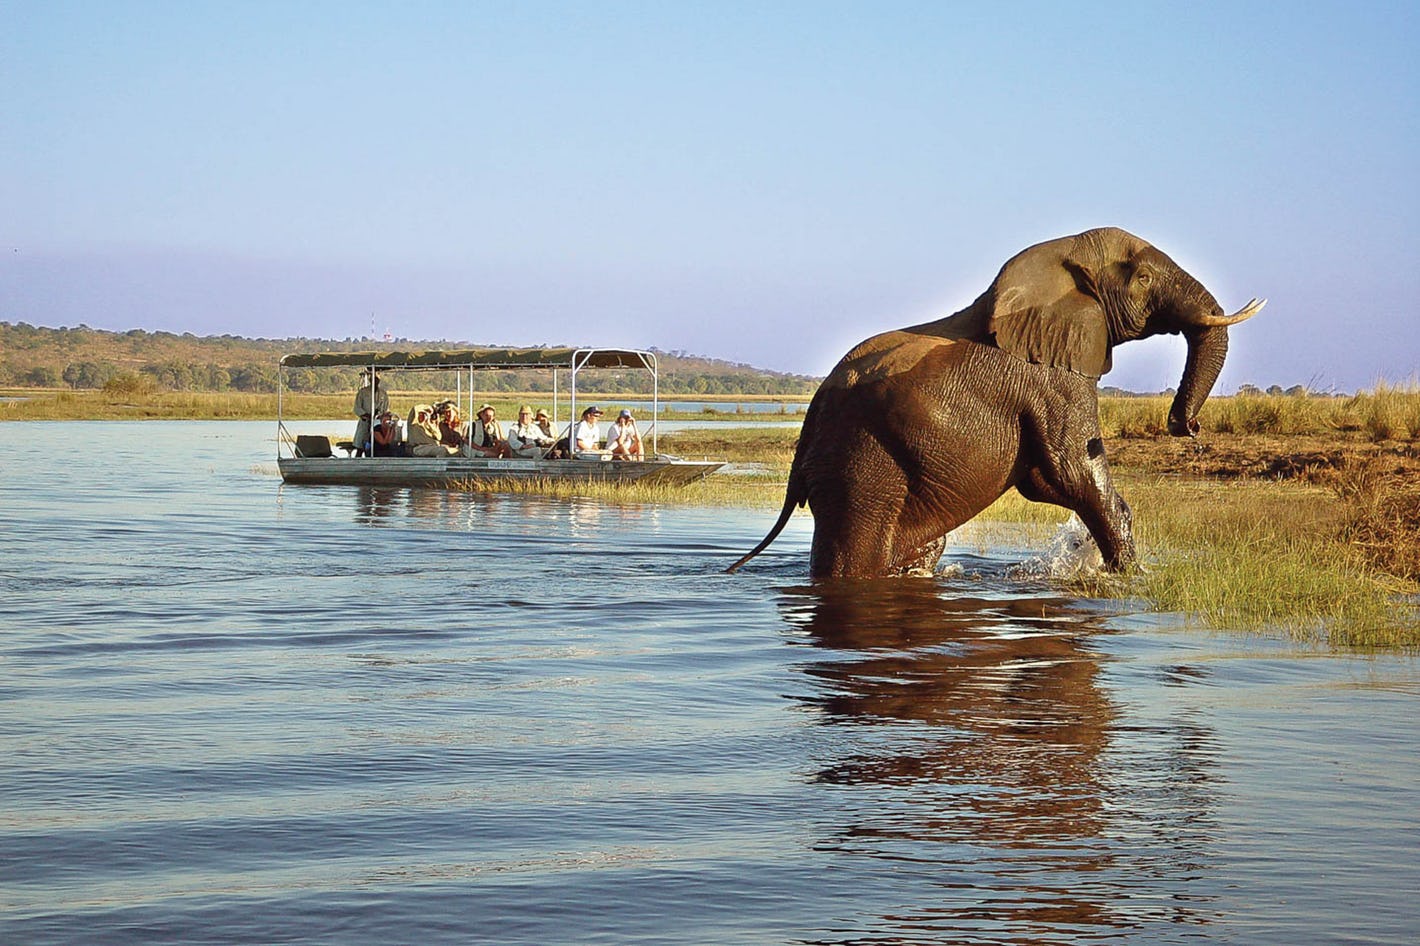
[1135,269,1153,288]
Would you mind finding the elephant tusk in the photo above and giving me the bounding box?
[1193,297,1267,328]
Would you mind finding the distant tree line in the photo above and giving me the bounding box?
[0,322,820,396]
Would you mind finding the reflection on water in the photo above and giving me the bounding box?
[780,580,1222,941]
[3,422,1418,946]
[346,485,662,538]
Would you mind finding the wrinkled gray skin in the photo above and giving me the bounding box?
[729,227,1263,579]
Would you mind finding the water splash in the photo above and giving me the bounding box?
[1011,514,1104,579]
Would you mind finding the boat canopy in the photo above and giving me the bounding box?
[279,347,654,371]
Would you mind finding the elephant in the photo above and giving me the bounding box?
[728,227,1264,578]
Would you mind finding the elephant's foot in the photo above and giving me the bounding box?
[1099,496,1136,571]
[888,535,948,577]
[1102,541,1137,572]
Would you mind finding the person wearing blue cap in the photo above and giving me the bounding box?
[607,409,643,461]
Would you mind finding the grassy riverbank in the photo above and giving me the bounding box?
[679,406,1420,649]
[459,420,1418,649]
[9,385,1418,647]
[0,387,809,422]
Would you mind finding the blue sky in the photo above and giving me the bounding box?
[3,1,1417,391]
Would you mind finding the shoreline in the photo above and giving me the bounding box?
[8,388,1417,647]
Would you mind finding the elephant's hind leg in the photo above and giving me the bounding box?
[889,534,948,577]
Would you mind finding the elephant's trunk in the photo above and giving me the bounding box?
[1168,325,1229,437]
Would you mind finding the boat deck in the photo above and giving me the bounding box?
[278,454,723,488]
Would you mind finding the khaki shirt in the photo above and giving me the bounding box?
[405,418,443,449]
[354,382,388,419]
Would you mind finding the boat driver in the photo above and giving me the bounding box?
[352,368,388,457]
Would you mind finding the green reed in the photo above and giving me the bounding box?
[1108,477,1418,648]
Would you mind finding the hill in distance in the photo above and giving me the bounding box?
[0,322,820,397]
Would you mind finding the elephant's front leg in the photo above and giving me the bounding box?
[1081,448,1135,570]
[1021,405,1136,571]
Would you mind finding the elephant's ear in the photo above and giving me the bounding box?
[987,241,1111,378]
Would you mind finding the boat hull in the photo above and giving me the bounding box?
[277,455,723,488]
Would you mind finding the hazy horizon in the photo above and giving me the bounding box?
[4,2,1417,394]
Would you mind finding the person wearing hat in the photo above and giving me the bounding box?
[435,402,478,456]
[352,368,388,457]
[574,405,604,454]
[507,405,557,459]
[537,408,570,459]
[533,408,555,441]
[406,403,455,457]
[467,402,510,458]
[607,408,643,461]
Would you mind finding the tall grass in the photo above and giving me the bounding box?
[1103,477,1417,648]
[1328,459,1420,583]
[1098,382,1420,440]
[1356,380,1420,441]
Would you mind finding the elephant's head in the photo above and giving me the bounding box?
[983,227,1264,436]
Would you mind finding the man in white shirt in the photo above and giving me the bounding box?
[507,405,556,458]
[574,406,604,453]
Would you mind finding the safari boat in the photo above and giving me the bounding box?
[276,347,724,488]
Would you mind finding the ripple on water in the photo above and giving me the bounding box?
[1,421,1418,945]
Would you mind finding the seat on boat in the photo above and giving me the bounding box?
[295,435,334,458]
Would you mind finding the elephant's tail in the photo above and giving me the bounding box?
[725,489,800,573]
[727,436,811,573]
[727,385,821,574]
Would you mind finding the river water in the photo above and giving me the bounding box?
[2,421,1417,945]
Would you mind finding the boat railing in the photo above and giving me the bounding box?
[277,346,667,462]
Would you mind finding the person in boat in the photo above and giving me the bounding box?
[352,368,388,458]
[467,403,511,458]
[371,410,403,457]
[534,408,556,440]
[436,403,471,453]
[407,404,455,457]
[534,408,568,459]
[607,409,643,461]
[508,405,556,459]
[574,406,604,454]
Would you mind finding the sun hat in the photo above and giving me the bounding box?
[618,409,632,418]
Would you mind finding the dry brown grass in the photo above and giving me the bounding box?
[1325,460,1420,582]
[1099,384,1420,442]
